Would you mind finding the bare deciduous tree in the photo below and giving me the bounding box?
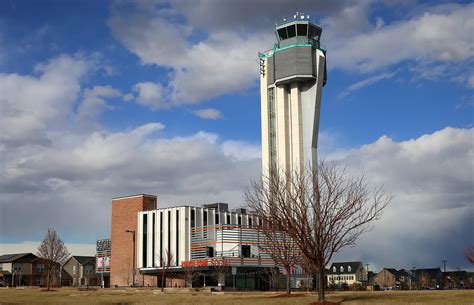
[246,162,391,303]
[465,246,474,265]
[258,226,302,294]
[37,228,70,290]
[182,265,201,288]
[261,266,282,291]
[210,258,230,289]
[158,249,173,292]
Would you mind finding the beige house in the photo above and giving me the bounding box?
[63,256,98,287]
[0,253,36,286]
[326,262,366,287]
[0,253,58,287]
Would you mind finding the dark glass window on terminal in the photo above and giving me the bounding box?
[241,245,251,258]
[206,246,214,258]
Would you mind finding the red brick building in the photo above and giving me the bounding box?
[110,194,157,287]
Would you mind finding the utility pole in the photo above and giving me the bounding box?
[365,264,370,282]
[411,267,416,290]
[125,230,136,287]
[442,260,447,272]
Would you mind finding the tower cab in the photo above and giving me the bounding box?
[275,15,322,49]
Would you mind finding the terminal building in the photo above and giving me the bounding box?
[109,14,326,290]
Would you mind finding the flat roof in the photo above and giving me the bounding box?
[112,194,157,201]
[138,204,254,214]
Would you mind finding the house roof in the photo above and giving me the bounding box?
[71,256,95,265]
[397,269,412,277]
[443,271,470,278]
[385,268,398,275]
[378,268,411,278]
[0,253,37,263]
[326,262,364,275]
[415,268,442,279]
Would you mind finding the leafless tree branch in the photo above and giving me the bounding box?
[37,228,70,291]
[245,161,391,302]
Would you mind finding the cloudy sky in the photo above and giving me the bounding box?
[0,0,472,271]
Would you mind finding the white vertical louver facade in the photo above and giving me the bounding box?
[136,206,275,270]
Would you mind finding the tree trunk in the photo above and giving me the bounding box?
[318,271,325,302]
[286,267,291,295]
[161,273,165,292]
[47,267,51,291]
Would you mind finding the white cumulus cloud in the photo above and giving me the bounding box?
[193,108,222,120]
[330,3,474,72]
[0,54,91,146]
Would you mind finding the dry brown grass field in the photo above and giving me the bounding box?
[0,288,473,305]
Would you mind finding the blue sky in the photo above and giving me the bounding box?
[0,0,473,271]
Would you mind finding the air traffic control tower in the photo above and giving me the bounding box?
[259,13,327,177]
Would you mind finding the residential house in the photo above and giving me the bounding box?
[373,268,412,290]
[0,253,61,287]
[0,253,37,286]
[413,268,442,289]
[326,262,366,288]
[63,256,99,287]
[442,271,472,289]
[31,257,61,287]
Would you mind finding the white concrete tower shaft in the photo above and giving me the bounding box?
[260,17,327,177]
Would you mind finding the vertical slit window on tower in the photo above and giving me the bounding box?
[176,210,179,266]
[226,213,231,224]
[191,209,195,228]
[249,217,252,227]
[215,213,219,225]
[268,87,276,171]
[143,214,147,267]
[238,215,242,225]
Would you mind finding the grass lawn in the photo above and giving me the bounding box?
[0,288,473,305]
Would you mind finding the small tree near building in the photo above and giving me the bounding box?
[258,226,301,294]
[246,162,391,303]
[211,259,230,289]
[182,265,201,288]
[37,228,70,290]
[158,249,173,292]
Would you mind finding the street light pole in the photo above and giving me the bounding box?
[101,255,104,288]
[442,260,447,272]
[125,230,136,287]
